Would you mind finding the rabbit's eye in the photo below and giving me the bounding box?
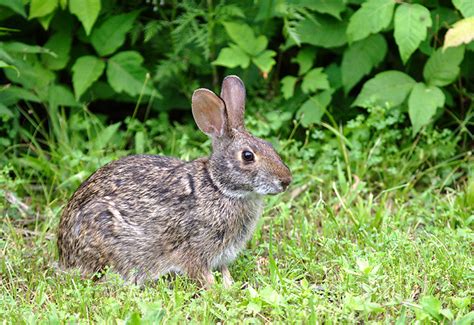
[242,150,255,162]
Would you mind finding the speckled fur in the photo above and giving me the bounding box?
[57,76,292,286]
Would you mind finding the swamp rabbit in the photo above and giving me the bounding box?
[57,76,292,287]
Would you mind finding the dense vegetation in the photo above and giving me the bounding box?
[1,0,473,323]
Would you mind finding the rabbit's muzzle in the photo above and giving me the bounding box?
[280,175,292,191]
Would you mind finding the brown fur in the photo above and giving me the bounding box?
[57,76,292,287]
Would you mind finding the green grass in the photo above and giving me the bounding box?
[1,106,473,323]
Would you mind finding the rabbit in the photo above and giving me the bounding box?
[57,75,292,288]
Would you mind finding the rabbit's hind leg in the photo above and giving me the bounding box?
[184,264,215,288]
[220,265,234,288]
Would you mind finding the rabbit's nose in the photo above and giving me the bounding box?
[280,176,292,190]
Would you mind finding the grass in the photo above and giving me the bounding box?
[1,105,473,323]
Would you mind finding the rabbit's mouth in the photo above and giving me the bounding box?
[255,180,287,195]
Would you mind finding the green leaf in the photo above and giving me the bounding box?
[93,122,121,151]
[222,22,267,56]
[420,296,442,320]
[394,4,432,64]
[452,296,471,310]
[423,47,465,86]
[135,131,145,154]
[0,103,14,119]
[59,0,67,10]
[281,76,298,100]
[252,50,276,73]
[0,86,41,106]
[29,0,58,19]
[408,83,445,135]
[69,0,101,35]
[453,0,474,18]
[456,311,474,325]
[2,42,55,56]
[444,17,474,50]
[259,286,282,306]
[341,34,387,93]
[90,12,139,56]
[293,47,316,76]
[347,0,395,42]
[298,89,333,127]
[296,14,347,48]
[48,85,81,108]
[38,12,55,30]
[440,309,454,320]
[325,63,342,90]
[41,30,72,70]
[212,45,250,69]
[293,0,346,19]
[301,68,330,94]
[0,60,19,76]
[353,71,416,108]
[107,51,151,97]
[4,57,55,96]
[0,0,26,17]
[72,56,105,99]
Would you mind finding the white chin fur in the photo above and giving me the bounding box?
[255,185,283,195]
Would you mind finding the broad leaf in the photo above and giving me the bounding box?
[93,123,121,151]
[293,47,316,76]
[59,0,67,10]
[212,45,250,69]
[453,0,474,18]
[42,30,72,70]
[301,68,330,93]
[394,4,432,64]
[72,56,105,99]
[0,86,41,106]
[4,57,55,99]
[38,12,55,30]
[252,50,276,73]
[443,17,474,50]
[0,0,26,17]
[222,22,267,56]
[325,63,342,90]
[69,0,101,35]
[293,0,346,19]
[0,103,14,119]
[0,60,19,76]
[255,0,286,20]
[353,71,416,108]
[296,14,347,48]
[48,84,81,108]
[347,0,395,42]
[408,83,445,135]
[29,0,58,19]
[341,34,387,94]
[106,51,151,97]
[298,89,333,126]
[281,76,298,100]
[90,12,138,56]
[2,42,55,56]
[423,47,465,86]
[420,296,443,319]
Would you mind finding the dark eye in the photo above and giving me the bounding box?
[242,150,254,162]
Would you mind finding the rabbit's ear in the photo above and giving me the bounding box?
[220,75,245,130]
[192,88,226,137]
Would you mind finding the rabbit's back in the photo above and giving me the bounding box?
[57,154,262,283]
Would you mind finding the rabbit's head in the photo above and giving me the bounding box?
[192,76,292,198]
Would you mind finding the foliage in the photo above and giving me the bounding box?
[0,1,473,322]
[0,0,472,141]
